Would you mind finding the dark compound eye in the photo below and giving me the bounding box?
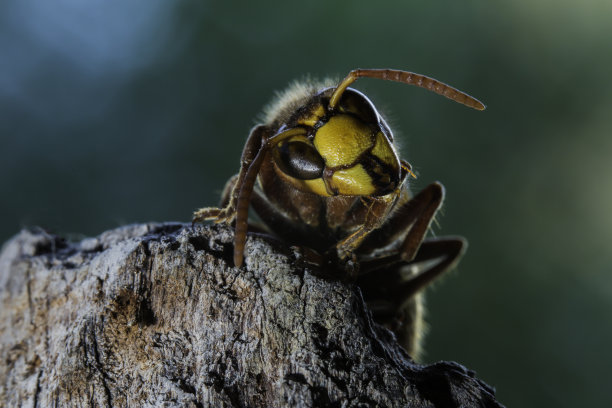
[336,89,379,125]
[273,140,325,180]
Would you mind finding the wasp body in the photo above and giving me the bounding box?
[194,69,484,359]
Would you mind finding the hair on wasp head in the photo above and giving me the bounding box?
[193,68,484,359]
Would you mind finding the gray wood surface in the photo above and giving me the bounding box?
[0,223,502,407]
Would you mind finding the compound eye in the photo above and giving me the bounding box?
[336,89,378,124]
[273,140,325,180]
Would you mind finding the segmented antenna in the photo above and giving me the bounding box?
[329,68,486,111]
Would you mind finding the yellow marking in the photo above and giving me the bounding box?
[284,134,310,144]
[330,164,376,196]
[302,178,331,196]
[274,163,331,196]
[297,104,326,127]
[371,131,399,168]
[314,114,372,167]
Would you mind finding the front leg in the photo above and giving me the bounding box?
[192,125,267,224]
[334,192,399,260]
[196,126,312,267]
[359,182,446,262]
[192,174,238,223]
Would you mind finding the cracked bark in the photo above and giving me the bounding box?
[0,223,504,407]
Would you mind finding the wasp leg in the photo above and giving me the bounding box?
[334,181,443,263]
[333,193,399,261]
[218,174,239,208]
[359,236,466,295]
[358,237,466,359]
[192,125,268,225]
[232,127,313,267]
[191,173,240,224]
[359,182,446,262]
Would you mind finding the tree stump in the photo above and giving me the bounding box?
[0,223,503,407]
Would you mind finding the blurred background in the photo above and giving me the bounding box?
[1,0,611,406]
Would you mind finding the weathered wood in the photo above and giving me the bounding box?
[0,223,503,407]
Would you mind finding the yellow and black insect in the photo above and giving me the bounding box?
[193,68,484,359]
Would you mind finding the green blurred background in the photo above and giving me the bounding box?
[2,1,611,406]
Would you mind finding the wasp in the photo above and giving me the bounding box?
[193,68,485,359]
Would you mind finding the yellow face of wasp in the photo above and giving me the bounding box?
[272,94,401,197]
[314,114,400,196]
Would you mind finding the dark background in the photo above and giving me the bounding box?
[2,1,611,406]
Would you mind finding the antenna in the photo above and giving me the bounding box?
[329,68,486,111]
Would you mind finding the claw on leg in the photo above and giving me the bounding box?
[192,206,236,225]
